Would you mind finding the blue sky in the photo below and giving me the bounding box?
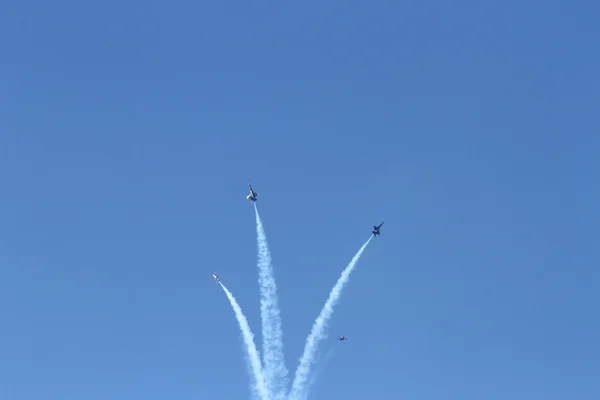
[1,0,599,399]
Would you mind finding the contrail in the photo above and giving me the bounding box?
[288,236,373,400]
[219,282,270,400]
[253,204,288,400]
[305,346,337,398]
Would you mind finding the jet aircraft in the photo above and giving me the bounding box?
[372,221,384,236]
[339,336,348,341]
[212,272,220,282]
[246,185,259,202]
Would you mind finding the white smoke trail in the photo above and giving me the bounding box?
[288,236,373,400]
[305,346,337,398]
[219,282,270,400]
[253,204,288,400]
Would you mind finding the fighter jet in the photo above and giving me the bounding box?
[246,185,259,202]
[212,272,220,282]
[372,221,384,236]
[338,336,348,341]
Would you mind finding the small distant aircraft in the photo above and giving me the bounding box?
[212,272,220,282]
[338,336,348,341]
[246,185,259,202]
[372,221,384,236]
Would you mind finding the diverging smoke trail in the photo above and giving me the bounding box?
[305,346,337,399]
[219,282,270,400]
[254,204,288,400]
[288,236,373,400]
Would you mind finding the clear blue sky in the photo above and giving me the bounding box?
[1,1,598,399]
